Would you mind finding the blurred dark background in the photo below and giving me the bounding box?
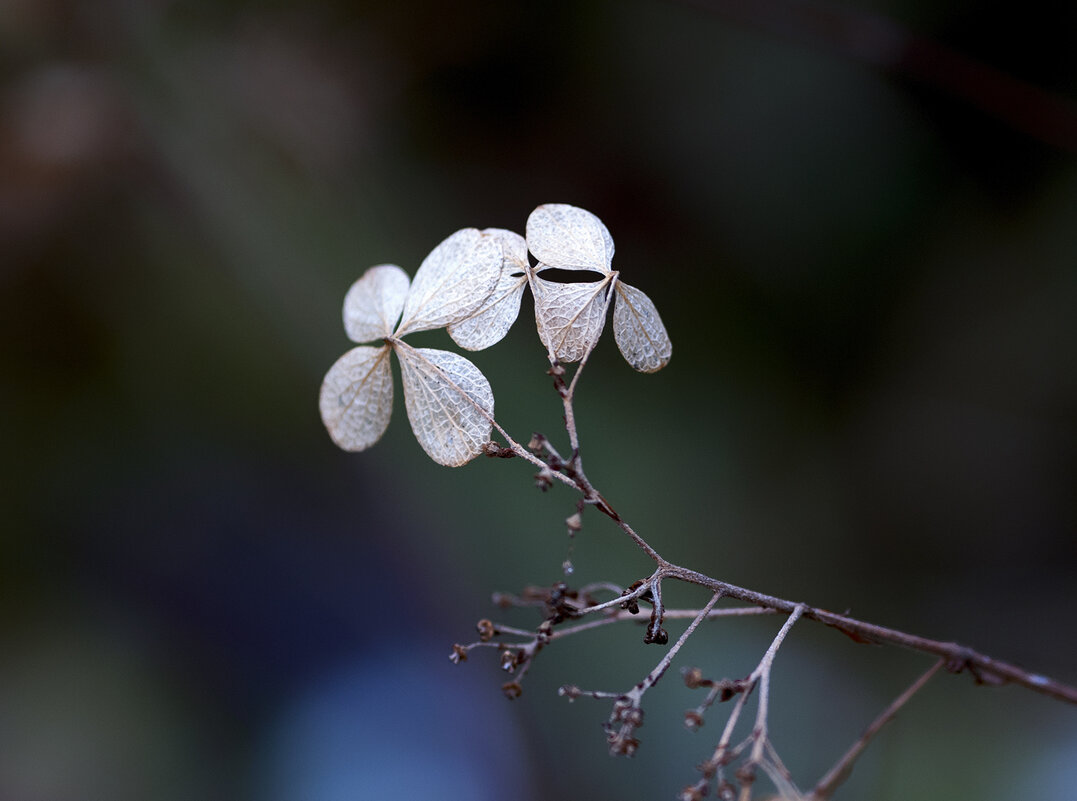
[2,1,1075,798]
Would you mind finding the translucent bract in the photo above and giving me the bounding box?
[448,229,529,351]
[526,204,671,371]
[320,228,503,466]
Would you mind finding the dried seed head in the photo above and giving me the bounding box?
[609,735,640,757]
[682,666,705,689]
[565,512,582,532]
[491,592,513,609]
[644,625,669,645]
[527,433,546,451]
[537,619,554,643]
[476,618,496,642]
[684,710,704,731]
[558,684,582,701]
[500,650,517,672]
[678,784,707,801]
[501,681,523,700]
[449,644,469,664]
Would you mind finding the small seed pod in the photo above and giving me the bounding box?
[476,618,496,642]
[682,666,705,689]
[501,681,523,699]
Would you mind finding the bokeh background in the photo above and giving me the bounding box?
[2,0,1076,798]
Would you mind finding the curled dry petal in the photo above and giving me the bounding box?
[526,203,614,272]
[319,345,394,451]
[395,342,495,467]
[532,275,613,363]
[448,228,529,351]
[343,264,410,343]
[395,228,503,336]
[612,281,672,372]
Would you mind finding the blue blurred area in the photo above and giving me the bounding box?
[2,1,1075,799]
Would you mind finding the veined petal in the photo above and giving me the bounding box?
[343,265,410,343]
[448,272,527,351]
[613,281,672,373]
[396,228,502,336]
[319,345,394,451]
[526,204,614,272]
[532,275,612,363]
[482,227,529,270]
[395,342,495,467]
[447,229,529,351]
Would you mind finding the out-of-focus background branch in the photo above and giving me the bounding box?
[2,1,1074,799]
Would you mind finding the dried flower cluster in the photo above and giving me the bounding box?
[320,203,671,466]
[320,203,1076,800]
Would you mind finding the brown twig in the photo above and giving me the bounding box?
[807,658,946,800]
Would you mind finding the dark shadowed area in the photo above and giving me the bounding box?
[2,1,1075,799]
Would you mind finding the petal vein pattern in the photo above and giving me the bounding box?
[526,204,613,271]
[343,264,410,343]
[533,276,611,363]
[448,229,530,351]
[613,282,672,373]
[396,343,495,466]
[396,228,503,336]
[319,345,394,451]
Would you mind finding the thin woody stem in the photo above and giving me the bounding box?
[807,658,946,800]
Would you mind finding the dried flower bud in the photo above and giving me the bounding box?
[682,666,705,689]
[644,625,668,645]
[537,619,554,643]
[449,644,469,664]
[476,618,496,642]
[534,467,554,491]
[501,681,523,700]
[565,512,582,532]
[678,784,707,801]
[491,592,513,609]
[717,780,736,801]
[623,707,644,728]
[608,735,640,757]
[500,649,518,672]
[558,684,582,700]
[527,433,546,452]
[683,710,704,731]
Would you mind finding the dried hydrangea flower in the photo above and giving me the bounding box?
[526,203,672,372]
[319,228,503,466]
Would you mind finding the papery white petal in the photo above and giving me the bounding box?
[613,282,672,373]
[532,275,612,363]
[319,345,394,451]
[342,265,410,343]
[481,228,529,271]
[525,204,614,272]
[395,343,495,467]
[448,272,528,351]
[396,228,502,336]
